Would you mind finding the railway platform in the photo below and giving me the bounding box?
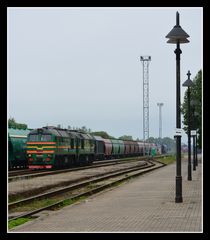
[11,155,202,232]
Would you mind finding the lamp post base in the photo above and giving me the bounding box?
[188,164,192,181]
[175,176,183,203]
[175,196,183,203]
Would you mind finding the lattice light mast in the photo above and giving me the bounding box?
[140,56,151,141]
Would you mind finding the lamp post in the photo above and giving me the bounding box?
[166,11,190,203]
[157,103,164,140]
[191,99,197,171]
[183,71,194,179]
[195,128,198,166]
[194,112,199,166]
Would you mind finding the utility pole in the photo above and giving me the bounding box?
[157,103,164,139]
[140,56,151,141]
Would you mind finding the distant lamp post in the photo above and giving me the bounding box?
[166,11,190,203]
[195,131,198,166]
[182,70,194,180]
[157,103,164,140]
[191,99,197,171]
[191,104,199,167]
[195,123,199,166]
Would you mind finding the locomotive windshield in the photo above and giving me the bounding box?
[28,134,52,142]
[28,134,39,141]
[40,134,52,141]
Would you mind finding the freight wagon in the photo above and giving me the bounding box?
[8,128,30,169]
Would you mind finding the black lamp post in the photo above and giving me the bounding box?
[166,11,190,203]
[191,105,199,167]
[195,127,198,166]
[191,99,197,171]
[183,71,194,179]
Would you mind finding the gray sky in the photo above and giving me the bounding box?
[8,7,203,143]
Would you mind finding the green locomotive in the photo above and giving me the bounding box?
[8,128,30,169]
[27,126,95,169]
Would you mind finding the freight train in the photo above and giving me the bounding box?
[8,128,31,169]
[26,126,160,169]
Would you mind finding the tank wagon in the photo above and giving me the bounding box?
[27,126,161,169]
[8,128,30,169]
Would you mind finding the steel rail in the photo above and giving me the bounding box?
[9,156,149,181]
[9,160,166,222]
[9,161,150,209]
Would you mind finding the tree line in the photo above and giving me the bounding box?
[8,118,28,130]
[181,70,202,148]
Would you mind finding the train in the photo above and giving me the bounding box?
[8,128,31,169]
[26,126,161,170]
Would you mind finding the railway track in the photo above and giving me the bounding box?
[9,159,166,222]
[8,156,151,182]
[8,169,36,177]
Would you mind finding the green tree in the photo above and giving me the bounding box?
[91,131,115,139]
[8,117,16,129]
[181,70,202,148]
[119,135,133,140]
[161,137,176,153]
[147,137,155,143]
[8,117,27,130]
[80,126,88,133]
[146,137,176,153]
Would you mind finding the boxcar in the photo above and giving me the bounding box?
[8,128,30,169]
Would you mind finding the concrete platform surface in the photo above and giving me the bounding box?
[10,157,202,233]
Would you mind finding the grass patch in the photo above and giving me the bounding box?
[8,217,33,230]
[86,183,98,190]
[10,198,60,213]
[60,198,74,207]
[52,196,87,210]
[157,155,176,165]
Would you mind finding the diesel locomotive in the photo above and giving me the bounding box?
[26,126,160,169]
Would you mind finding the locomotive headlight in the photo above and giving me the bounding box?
[47,154,51,157]
[28,154,32,157]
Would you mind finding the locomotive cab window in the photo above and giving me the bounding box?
[28,134,39,142]
[41,134,52,142]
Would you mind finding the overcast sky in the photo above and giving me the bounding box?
[8,7,203,143]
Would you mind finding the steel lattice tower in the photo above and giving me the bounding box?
[140,56,151,141]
